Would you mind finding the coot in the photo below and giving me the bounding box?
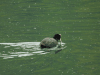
[40,34,62,48]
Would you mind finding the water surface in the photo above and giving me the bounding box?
[0,0,100,75]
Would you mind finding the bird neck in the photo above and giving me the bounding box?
[53,37,58,41]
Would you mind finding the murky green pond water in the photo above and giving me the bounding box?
[0,0,100,75]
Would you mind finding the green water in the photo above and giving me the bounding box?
[0,0,100,75]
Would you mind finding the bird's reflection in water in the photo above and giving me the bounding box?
[55,50,62,54]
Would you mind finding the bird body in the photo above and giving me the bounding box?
[40,34,61,49]
[40,37,58,48]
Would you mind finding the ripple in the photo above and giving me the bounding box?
[0,42,66,59]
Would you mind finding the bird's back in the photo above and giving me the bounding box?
[40,37,58,48]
